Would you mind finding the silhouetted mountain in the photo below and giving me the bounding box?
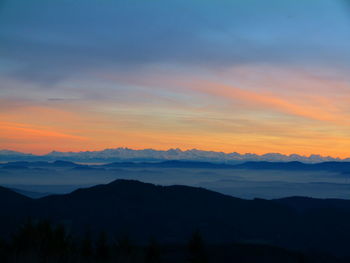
[0,187,31,233]
[313,161,350,173]
[0,160,81,169]
[233,161,310,170]
[104,160,234,169]
[11,188,51,199]
[52,160,80,167]
[71,166,100,171]
[0,186,30,205]
[1,180,350,258]
[274,196,350,212]
[1,164,29,169]
[3,159,350,175]
[233,161,350,173]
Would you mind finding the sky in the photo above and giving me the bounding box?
[1,0,350,156]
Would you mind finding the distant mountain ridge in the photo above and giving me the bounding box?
[0,148,347,163]
[3,160,350,173]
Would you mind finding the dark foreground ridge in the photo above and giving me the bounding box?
[1,179,350,262]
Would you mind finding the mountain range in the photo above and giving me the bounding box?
[0,148,347,163]
[1,179,350,258]
[3,159,350,173]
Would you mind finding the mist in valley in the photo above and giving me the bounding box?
[1,162,349,199]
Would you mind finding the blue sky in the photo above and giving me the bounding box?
[1,0,350,156]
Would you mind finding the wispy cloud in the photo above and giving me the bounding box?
[0,0,350,156]
[1,0,349,85]
[191,80,350,124]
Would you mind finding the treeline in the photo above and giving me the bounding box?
[0,220,340,263]
[0,220,208,263]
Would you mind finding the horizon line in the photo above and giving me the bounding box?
[0,147,347,160]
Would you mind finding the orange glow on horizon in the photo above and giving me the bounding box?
[1,67,350,158]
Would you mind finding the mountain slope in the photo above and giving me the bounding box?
[0,186,32,235]
[234,161,350,173]
[0,186,31,205]
[33,180,293,243]
[1,180,350,257]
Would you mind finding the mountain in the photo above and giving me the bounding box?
[233,161,311,170]
[0,148,347,163]
[0,160,82,169]
[103,160,235,169]
[11,188,52,199]
[0,150,35,162]
[0,186,32,231]
[0,150,32,156]
[3,159,350,173]
[0,186,31,206]
[1,180,350,258]
[233,161,350,173]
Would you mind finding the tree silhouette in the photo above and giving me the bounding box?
[116,234,134,263]
[145,238,161,263]
[95,231,110,263]
[0,236,8,263]
[187,230,208,263]
[81,229,94,262]
[299,253,307,263]
[10,220,74,263]
[51,224,72,262]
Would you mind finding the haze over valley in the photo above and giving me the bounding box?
[1,156,350,199]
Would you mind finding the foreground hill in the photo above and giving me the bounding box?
[1,180,350,258]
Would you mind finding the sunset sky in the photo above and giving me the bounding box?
[1,0,350,156]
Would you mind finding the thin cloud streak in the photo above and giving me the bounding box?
[0,0,350,156]
[191,81,350,125]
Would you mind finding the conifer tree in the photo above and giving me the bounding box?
[116,235,134,263]
[145,238,161,263]
[81,230,94,262]
[95,231,110,263]
[187,230,208,263]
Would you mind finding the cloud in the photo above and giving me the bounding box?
[0,0,349,85]
[0,121,86,140]
[1,0,350,157]
[191,79,350,125]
